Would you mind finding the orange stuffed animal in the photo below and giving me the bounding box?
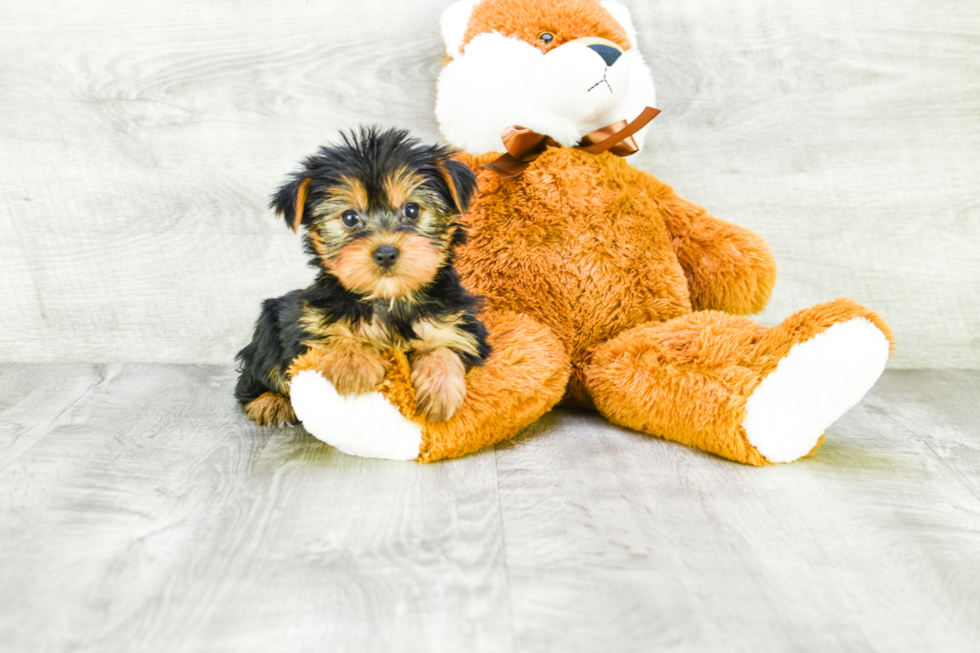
[289,0,893,465]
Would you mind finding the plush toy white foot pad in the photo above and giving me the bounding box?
[742,318,890,463]
[289,370,423,461]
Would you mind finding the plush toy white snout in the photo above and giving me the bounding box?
[532,37,630,128]
[436,0,657,155]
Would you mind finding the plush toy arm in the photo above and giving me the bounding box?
[658,187,777,315]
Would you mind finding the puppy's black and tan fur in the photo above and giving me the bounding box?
[235,128,490,426]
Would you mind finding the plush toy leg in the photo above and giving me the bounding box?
[289,364,424,461]
[585,298,893,465]
[291,311,570,462]
[411,311,570,462]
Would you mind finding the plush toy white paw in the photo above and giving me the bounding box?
[289,370,422,461]
[742,318,891,463]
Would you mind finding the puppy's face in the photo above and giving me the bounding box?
[311,170,456,301]
[271,128,476,301]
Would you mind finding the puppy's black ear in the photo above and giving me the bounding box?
[435,158,477,215]
[270,175,311,233]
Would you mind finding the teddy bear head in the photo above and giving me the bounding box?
[436,0,657,156]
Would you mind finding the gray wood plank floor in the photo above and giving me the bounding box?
[1,365,978,652]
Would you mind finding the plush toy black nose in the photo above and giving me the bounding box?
[372,245,400,268]
[588,43,622,66]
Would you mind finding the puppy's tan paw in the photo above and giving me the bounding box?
[411,348,467,422]
[290,347,389,396]
[244,392,297,427]
[325,350,389,396]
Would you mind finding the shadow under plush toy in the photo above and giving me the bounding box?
[284,0,894,465]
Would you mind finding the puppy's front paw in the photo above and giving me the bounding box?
[290,347,389,396]
[324,349,390,396]
[411,348,467,422]
[244,392,297,427]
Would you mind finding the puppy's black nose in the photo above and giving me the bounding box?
[588,43,622,66]
[372,244,400,268]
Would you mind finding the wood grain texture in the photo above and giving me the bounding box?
[493,369,980,652]
[1,365,978,651]
[0,364,509,653]
[0,0,978,367]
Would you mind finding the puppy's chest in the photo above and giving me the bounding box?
[356,314,417,350]
[301,305,451,353]
[302,313,414,350]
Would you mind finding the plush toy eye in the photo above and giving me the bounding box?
[341,210,360,228]
[538,31,555,44]
[403,203,420,220]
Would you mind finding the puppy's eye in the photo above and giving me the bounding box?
[538,31,555,44]
[403,203,420,220]
[341,210,360,228]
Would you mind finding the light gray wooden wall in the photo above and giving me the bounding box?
[1,0,977,367]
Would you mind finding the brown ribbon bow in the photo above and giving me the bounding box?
[480,106,661,179]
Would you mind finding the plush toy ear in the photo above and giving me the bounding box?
[270,176,311,233]
[440,0,481,58]
[600,0,638,48]
[436,158,477,215]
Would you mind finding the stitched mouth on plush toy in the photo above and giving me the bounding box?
[587,68,613,94]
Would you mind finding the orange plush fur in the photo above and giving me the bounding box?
[587,299,893,465]
[372,0,893,464]
[464,0,631,53]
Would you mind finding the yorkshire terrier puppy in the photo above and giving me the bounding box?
[235,127,490,426]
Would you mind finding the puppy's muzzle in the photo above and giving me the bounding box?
[373,244,400,268]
